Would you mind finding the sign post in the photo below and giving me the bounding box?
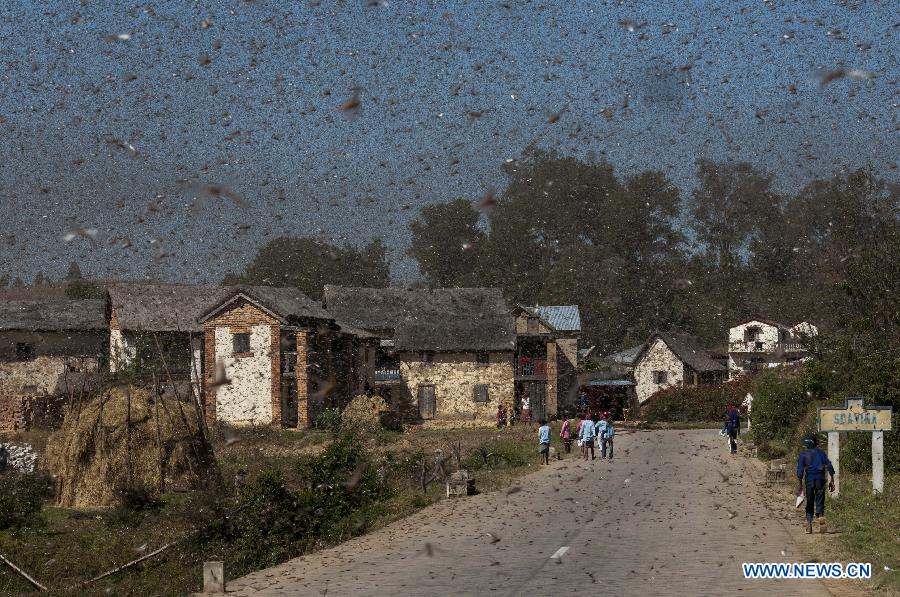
[818,398,892,496]
[827,431,840,497]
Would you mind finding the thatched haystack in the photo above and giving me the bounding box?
[46,385,217,509]
[342,394,388,425]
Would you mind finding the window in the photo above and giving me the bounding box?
[473,384,489,403]
[420,351,434,366]
[233,333,251,354]
[476,352,489,365]
[652,370,667,384]
[15,343,35,362]
[744,327,760,342]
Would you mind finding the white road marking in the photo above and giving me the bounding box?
[550,546,570,560]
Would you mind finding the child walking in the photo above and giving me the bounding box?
[560,418,573,454]
[538,419,551,465]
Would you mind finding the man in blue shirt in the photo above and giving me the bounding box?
[600,413,615,459]
[579,413,596,461]
[725,404,740,454]
[796,433,836,534]
[538,419,551,465]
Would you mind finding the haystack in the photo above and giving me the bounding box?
[342,394,388,426]
[46,385,217,509]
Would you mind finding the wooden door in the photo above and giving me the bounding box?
[528,382,547,421]
[418,385,436,420]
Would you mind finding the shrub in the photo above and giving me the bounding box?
[200,434,391,576]
[313,408,342,433]
[749,371,812,448]
[461,441,530,471]
[642,375,756,424]
[0,472,52,530]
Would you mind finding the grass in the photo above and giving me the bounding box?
[0,421,551,594]
[827,473,900,593]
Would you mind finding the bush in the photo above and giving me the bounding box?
[200,434,391,576]
[0,472,52,530]
[749,371,813,448]
[642,376,756,424]
[462,441,530,471]
[313,408,342,433]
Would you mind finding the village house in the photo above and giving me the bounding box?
[727,319,818,379]
[511,305,581,420]
[0,299,108,431]
[323,286,516,423]
[632,332,727,403]
[108,283,375,428]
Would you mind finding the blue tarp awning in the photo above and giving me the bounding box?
[584,379,635,387]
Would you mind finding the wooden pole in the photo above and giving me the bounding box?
[0,552,47,591]
[828,431,839,497]
[153,373,165,494]
[872,431,884,495]
[126,386,133,486]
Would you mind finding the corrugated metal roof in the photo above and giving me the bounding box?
[533,305,581,332]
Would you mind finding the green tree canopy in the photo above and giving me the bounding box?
[227,237,390,299]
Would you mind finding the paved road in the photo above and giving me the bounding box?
[227,429,854,596]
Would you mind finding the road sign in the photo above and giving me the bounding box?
[818,398,892,432]
[817,397,893,495]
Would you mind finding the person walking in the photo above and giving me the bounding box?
[796,433,836,534]
[601,413,615,460]
[725,404,741,454]
[560,418,573,454]
[595,414,608,459]
[538,419,551,465]
[496,405,506,429]
[579,413,596,461]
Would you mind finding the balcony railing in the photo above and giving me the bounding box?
[374,368,401,381]
[515,357,547,377]
[729,341,808,353]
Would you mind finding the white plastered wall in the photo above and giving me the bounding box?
[634,338,684,403]
[214,325,273,424]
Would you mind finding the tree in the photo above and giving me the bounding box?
[408,199,486,287]
[66,261,83,281]
[688,160,780,274]
[229,237,390,298]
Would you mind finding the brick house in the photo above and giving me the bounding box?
[633,332,726,403]
[323,286,515,423]
[727,319,818,379]
[511,305,581,420]
[0,299,107,431]
[108,283,374,428]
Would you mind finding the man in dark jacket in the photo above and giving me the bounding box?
[796,433,836,534]
[724,404,740,454]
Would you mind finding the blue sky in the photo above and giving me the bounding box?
[0,0,896,284]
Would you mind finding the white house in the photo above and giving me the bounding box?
[727,319,818,379]
[633,332,727,404]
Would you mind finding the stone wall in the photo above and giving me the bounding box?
[554,338,579,414]
[728,321,781,351]
[398,351,514,421]
[0,355,100,395]
[0,443,37,473]
[203,300,280,426]
[634,338,684,403]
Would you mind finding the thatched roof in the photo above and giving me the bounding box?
[639,332,725,373]
[198,286,332,324]
[109,283,367,337]
[394,316,516,352]
[324,286,514,352]
[108,283,226,332]
[0,299,107,331]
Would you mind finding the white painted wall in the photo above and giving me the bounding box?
[214,325,273,424]
[727,321,782,351]
[109,329,136,372]
[634,338,684,403]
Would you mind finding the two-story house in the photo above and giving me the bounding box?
[727,319,818,379]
